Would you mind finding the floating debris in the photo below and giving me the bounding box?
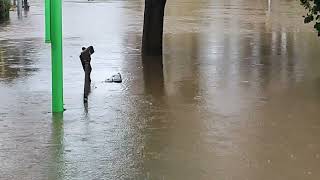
[105,73,122,83]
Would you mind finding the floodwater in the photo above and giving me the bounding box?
[1,0,320,179]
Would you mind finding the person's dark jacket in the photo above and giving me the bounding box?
[79,46,94,71]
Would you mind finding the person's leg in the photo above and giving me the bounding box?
[81,61,85,71]
[84,63,91,101]
[89,64,92,82]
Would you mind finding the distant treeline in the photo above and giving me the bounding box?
[0,0,10,20]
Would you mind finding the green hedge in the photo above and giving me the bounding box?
[0,0,10,20]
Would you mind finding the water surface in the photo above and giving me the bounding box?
[1,0,320,179]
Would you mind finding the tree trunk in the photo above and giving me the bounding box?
[142,56,164,97]
[23,0,29,10]
[142,0,166,56]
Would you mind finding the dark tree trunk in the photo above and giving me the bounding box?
[142,56,164,97]
[23,0,29,10]
[142,0,167,56]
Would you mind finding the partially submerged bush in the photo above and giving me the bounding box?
[0,0,10,21]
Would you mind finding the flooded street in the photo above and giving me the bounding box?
[1,0,320,179]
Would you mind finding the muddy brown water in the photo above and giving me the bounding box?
[1,0,320,179]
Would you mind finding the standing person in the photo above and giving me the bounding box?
[80,46,94,102]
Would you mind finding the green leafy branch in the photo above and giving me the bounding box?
[301,0,320,36]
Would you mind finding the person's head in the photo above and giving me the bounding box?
[82,47,86,51]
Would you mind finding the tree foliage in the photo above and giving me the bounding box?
[301,0,320,36]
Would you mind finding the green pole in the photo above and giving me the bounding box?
[45,0,51,43]
[51,0,64,112]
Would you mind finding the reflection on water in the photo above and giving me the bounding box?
[0,39,41,82]
[1,0,320,179]
[48,113,65,180]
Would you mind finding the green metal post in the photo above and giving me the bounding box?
[45,0,51,43]
[51,0,64,112]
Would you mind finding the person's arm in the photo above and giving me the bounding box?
[88,46,95,54]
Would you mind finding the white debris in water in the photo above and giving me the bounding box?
[267,159,271,164]
[290,154,296,160]
[241,81,250,84]
[194,96,201,100]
